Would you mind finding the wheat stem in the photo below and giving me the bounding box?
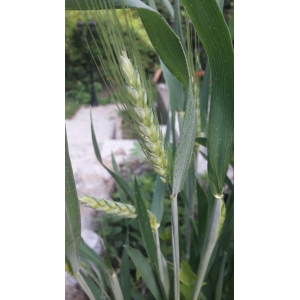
[171,194,180,300]
[192,196,222,300]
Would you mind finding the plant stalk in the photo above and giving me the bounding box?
[215,252,228,300]
[171,194,180,300]
[192,196,222,300]
[109,271,124,300]
[155,227,168,297]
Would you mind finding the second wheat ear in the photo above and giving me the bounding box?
[79,195,158,231]
[120,51,169,184]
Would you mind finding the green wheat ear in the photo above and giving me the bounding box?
[120,51,169,184]
[79,195,159,231]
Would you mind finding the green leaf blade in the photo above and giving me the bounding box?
[196,181,208,253]
[150,176,166,225]
[125,246,163,300]
[76,270,103,300]
[134,179,158,267]
[120,227,131,300]
[65,129,81,275]
[90,110,136,203]
[181,0,234,196]
[199,62,210,134]
[172,89,197,196]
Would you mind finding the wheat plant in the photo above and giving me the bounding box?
[65,0,234,299]
[79,195,159,231]
[119,51,169,184]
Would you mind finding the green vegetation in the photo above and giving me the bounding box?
[65,9,160,111]
[65,0,234,299]
[65,101,81,119]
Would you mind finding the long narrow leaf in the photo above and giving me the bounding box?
[174,0,185,49]
[161,61,185,151]
[183,158,196,260]
[111,153,128,203]
[80,260,111,299]
[199,62,210,134]
[134,179,158,267]
[76,270,103,300]
[65,129,81,275]
[125,246,163,300]
[214,252,227,300]
[120,227,131,300]
[181,0,234,196]
[195,137,207,147]
[196,181,208,253]
[228,13,234,41]
[172,88,197,196]
[160,0,174,18]
[151,175,166,225]
[193,197,222,300]
[90,110,135,203]
[79,239,112,276]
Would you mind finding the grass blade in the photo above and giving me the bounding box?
[154,226,170,298]
[172,88,197,196]
[196,181,208,253]
[195,137,207,147]
[199,62,210,135]
[228,13,234,41]
[79,239,112,276]
[65,128,81,275]
[134,179,158,267]
[174,0,185,49]
[183,159,196,261]
[170,194,180,300]
[125,246,163,300]
[109,272,125,300]
[151,175,166,225]
[111,153,128,203]
[161,0,174,18]
[120,227,131,300]
[76,270,103,300]
[214,252,227,300]
[181,0,234,196]
[192,197,222,300]
[90,110,135,203]
[80,260,111,299]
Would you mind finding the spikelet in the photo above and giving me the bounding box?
[79,195,159,232]
[120,51,169,184]
[79,195,137,218]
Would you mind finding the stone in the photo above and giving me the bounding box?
[65,273,88,300]
[81,229,105,256]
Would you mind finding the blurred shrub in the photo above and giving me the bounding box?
[65,10,160,104]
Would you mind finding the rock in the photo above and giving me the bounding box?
[82,229,105,256]
[65,273,88,300]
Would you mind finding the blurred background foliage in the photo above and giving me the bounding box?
[65,0,233,118]
[65,9,160,118]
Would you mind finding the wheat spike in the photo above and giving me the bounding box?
[79,195,137,218]
[120,51,169,184]
[79,195,159,231]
